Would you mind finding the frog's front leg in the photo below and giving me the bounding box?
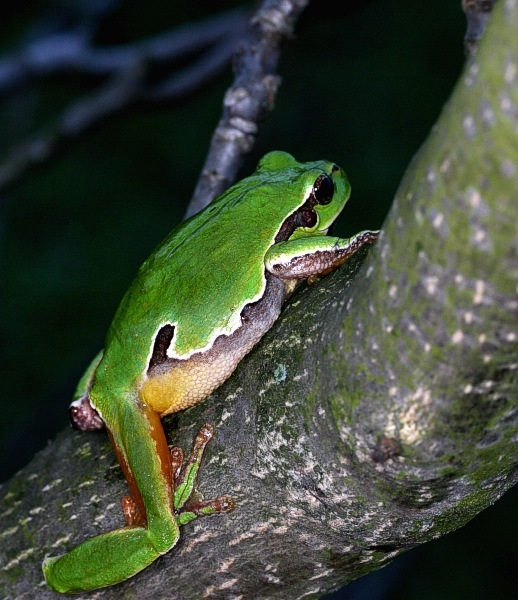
[265,230,378,281]
[43,401,232,594]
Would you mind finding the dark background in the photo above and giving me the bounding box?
[0,1,515,598]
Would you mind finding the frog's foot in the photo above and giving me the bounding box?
[306,229,379,284]
[118,423,234,529]
[119,424,235,528]
[171,424,235,525]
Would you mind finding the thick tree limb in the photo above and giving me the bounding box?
[0,0,517,598]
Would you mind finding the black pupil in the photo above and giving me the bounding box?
[313,174,334,204]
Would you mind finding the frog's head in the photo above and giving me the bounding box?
[262,153,350,241]
[254,151,351,241]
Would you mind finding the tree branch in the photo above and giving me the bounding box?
[186,0,311,218]
[0,10,245,90]
[0,8,248,193]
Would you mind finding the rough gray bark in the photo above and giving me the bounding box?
[1,1,517,598]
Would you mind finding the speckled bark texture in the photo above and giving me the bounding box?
[1,1,517,598]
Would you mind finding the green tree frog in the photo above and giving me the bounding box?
[43,151,378,593]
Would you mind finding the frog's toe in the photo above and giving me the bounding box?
[172,424,234,518]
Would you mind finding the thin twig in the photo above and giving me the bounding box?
[0,9,247,94]
[0,9,248,193]
[185,0,311,219]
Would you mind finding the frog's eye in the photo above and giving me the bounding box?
[313,174,334,205]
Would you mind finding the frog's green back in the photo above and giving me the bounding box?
[94,153,336,391]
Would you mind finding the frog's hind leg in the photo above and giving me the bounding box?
[43,402,179,593]
[44,401,233,593]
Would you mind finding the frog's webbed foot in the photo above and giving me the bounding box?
[171,423,235,525]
